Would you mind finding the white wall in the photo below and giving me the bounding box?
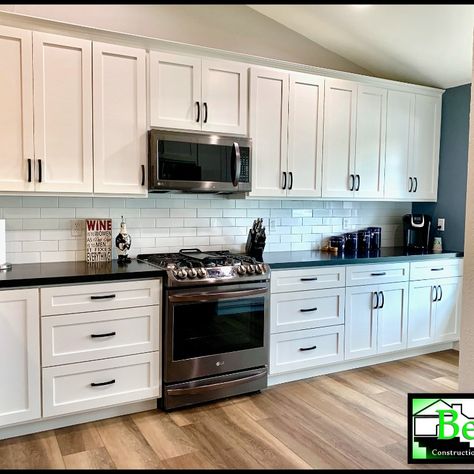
[0,4,370,75]
[1,195,410,264]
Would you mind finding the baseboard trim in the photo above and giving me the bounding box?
[268,342,456,386]
[0,399,157,440]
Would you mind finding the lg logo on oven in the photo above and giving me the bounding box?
[216,361,225,367]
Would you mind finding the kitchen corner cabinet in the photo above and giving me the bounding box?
[0,289,40,428]
[93,42,147,195]
[149,52,248,135]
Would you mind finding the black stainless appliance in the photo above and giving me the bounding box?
[403,214,431,251]
[137,249,270,410]
[148,130,251,193]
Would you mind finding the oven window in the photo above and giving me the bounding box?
[172,297,264,360]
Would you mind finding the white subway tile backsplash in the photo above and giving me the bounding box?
[23,240,59,252]
[184,218,210,228]
[126,198,156,209]
[41,208,75,218]
[7,230,41,242]
[23,219,59,230]
[169,228,197,237]
[22,196,58,208]
[41,251,75,262]
[140,208,170,217]
[183,236,209,246]
[198,208,223,218]
[170,209,197,218]
[93,198,125,208]
[0,197,22,208]
[8,252,41,264]
[75,208,110,218]
[59,197,92,208]
[185,199,211,209]
[222,209,247,218]
[292,209,313,218]
[4,208,40,218]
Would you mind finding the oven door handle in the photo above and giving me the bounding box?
[166,369,267,396]
[169,287,268,303]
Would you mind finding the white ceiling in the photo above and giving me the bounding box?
[249,4,474,89]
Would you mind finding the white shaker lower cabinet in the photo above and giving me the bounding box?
[0,289,41,427]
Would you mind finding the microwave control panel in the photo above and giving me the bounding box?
[240,148,250,183]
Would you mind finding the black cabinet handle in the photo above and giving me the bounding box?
[379,291,384,309]
[90,294,116,300]
[38,159,42,183]
[288,172,293,190]
[355,174,360,191]
[300,277,318,281]
[282,171,287,190]
[141,165,145,186]
[27,159,32,183]
[300,307,318,313]
[203,102,208,123]
[371,272,386,276]
[299,345,317,352]
[408,177,413,192]
[432,286,438,302]
[373,291,379,309]
[438,285,443,302]
[431,267,444,272]
[196,101,200,122]
[349,174,355,191]
[91,331,116,338]
[90,379,116,387]
[413,177,418,193]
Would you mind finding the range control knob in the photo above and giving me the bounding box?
[197,268,207,278]
[237,265,247,275]
[246,265,255,274]
[176,269,187,279]
[255,264,264,274]
[187,268,197,279]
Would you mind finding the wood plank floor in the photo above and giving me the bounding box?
[0,349,468,469]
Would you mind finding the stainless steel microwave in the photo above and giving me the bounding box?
[148,130,251,193]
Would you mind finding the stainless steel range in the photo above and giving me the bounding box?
[137,248,270,410]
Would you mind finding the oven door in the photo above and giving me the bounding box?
[164,282,269,383]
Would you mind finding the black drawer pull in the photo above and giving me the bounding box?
[300,307,318,313]
[431,268,444,272]
[90,331,116,338]
[90,379,115,387]
[371,272,386,276]
[300,277,318,282]
[299,345,317,352]
[141,164,145,186]
[90,294,116,300]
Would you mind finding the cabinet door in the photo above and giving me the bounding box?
[0,26,34,192]
[93,42,147,195]
[354,85,386,198]
[201,59,248,135]
[321,79,357,198]
[410,94,441,201]
[249,68,288,197]
[377,282,408,354]
[149,51,201,131]
[33,32,93,193]
[384,90,414,199]
[407,280,436,348]
[287,73,324,197]
[345,285,378,360]
[435,277,462,343]
[0,289,40,427]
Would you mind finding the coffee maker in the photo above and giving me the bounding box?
[403,214,431,251]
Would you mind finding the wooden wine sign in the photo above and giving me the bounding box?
[85,218,112,263]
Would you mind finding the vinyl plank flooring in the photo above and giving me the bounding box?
[62,447,116,469]
[55,421,104,457]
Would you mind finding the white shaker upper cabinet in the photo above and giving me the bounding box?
[0,289,40,428]
[321,79,357,199]
[287,73,324,198]
[0,26,34,192]
[201,59,248,135]
[249,68,288,198]
[93,42,147,195]
[149,51,201,131]
[32,32,93,193]
[354,85,387,199]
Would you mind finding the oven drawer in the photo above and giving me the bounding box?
[346,263,409,287]
[270,325,344,375]
[410,258,463,281]
[41,306,161,367]
[42,352,161,417]
[41,279,161,316]
[270,267,345,293]
[270,288,344,334]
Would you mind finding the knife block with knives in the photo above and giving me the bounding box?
[245,218,266,262]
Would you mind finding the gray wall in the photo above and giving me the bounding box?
[413,83,471,251]
[0,4,369,75]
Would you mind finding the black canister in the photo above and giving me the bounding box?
[344,232,358,253]
[357,229,371,252]
[367,226,382,250]
[329,236,345,253]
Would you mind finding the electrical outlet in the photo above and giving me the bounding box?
[269,218,277,232]
[343,218,350,230]
[71,219,84,237]
[437,218,445,232]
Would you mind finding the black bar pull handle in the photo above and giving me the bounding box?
[438,285,443,302]
[27,159,32,183]
[432,286,438,302]
[90,379,116,387]
[371,272,386,276]
[355,174,360,191]
[300,307,318,313]
[431,267,444,272]
[141,165,145,186]
[288,172,293,190]
[90,294,116,300]
[38,159,42,183]
[413,177,418,193]
[349,174,355,191]
[196,101,200,122]
[379,291,384,309]
[300,277,318,282]
[91,331,116,338]
[373,291,379,309]
[282,171,287,190]
[299,345,317,352]
[408,177,413,192]
[203,102,208,123]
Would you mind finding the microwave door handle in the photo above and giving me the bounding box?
[169,287,268,303]
[232,142,241,187]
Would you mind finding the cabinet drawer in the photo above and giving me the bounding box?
[270,325,344,375]
[41,279,161,316]
[42,352,160,417]
[346,263,409,286]
[410,258,463,281]
[271,288,344,333]
[270,266,345,293]
[41,306,161,367]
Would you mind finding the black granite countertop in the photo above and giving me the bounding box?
[0,259,166,289]
[263,247,464,270]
